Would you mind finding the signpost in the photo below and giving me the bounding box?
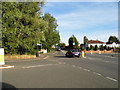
[0,48,5,65]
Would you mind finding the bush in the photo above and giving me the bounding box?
[86,47,90,51]
[93,45,98,51]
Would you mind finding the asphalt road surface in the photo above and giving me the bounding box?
[1,50,118,88]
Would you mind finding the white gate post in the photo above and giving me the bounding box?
[0,48,5,65]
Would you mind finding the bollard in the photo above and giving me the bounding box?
[99,51,101,54]
[0,48,5,65]
[90,50,93,54]
[82,51,85,58]
[36,51,39,57]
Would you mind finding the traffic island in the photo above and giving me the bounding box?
[0,65,14,69]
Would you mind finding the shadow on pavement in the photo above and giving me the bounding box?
[0,82,18,90]
[54,56,68,58]
[54,56,74,58]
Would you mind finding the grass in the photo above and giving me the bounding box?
[5,54,36,60]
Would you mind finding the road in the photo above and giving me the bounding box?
[1,50,118,88]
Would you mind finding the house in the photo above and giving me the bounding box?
[87,40,106,47]
[86,40,120,48]
[106,42,120,48]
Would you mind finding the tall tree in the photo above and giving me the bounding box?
[68,35,79,48]
[42,13,60,51]
[108,36,119,43]
[83,36,88,44]
[2,2,46,54]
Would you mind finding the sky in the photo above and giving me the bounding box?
[42,1,118,45]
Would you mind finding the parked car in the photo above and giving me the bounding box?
[65,49,80,57]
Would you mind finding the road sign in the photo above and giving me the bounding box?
[0,48,5,65]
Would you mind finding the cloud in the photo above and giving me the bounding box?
[56,5,117,32]
[46,0,119,2]
[43,2,118,45]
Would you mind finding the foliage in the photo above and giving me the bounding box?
[106,46,112,51]
[89,45,94,50]
[42,13,60,52]
[2,2,60,54]
[86,47,90,51]
[99,45,104,51]
[68,35,79,49]
[58,43,66,47]
[108,36,120,43]
[83,36,88,44]
[93,45,98,51]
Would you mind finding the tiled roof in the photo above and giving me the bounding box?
[87,40,105,44]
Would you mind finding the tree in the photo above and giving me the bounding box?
[58,43,66,47]
[2,2,47,54]
[108,36,120,43]
[42,13,60,52]
[68,35,79,49]
[83,36,88,44]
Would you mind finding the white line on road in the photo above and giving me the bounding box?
[22,64,59,69]
[106,77,118,82]
[104,61,109,63]
[83,69,90,72]
[72,65,76,67]
[78,67,82,69]
[43,56,49,59]
[93,72,102,76]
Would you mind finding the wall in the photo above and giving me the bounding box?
[84,49,113,53]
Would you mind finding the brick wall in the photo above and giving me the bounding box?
[84,49,113,53]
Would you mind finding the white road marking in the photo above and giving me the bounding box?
[83,69,90,72]
[106,77,118,82]
[104,61,109,63]
[0,65,14,69]
[62,62,66,64]
[43,56,49,59]
[22,64,59,69]
[93,72,102,76]
[59,62,63,64]
[72,65,76,67]
[78,67,82,69]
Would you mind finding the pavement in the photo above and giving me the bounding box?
[0,65,14,69]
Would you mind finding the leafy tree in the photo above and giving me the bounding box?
[108,36,120,43]
[58,43,66,47]
[68,35,79,49]
[2,2,47,54]
[42,13,60,52]
[83,36,88,44]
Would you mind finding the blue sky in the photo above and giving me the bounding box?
[42,2,118,45]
